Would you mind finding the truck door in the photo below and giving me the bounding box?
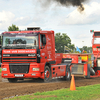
[46,34,55,63]
[40,33,55,64]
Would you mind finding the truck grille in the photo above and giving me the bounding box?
[2,53,37,63]
[9,63,30,73]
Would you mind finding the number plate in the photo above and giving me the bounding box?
[15,74,24,77]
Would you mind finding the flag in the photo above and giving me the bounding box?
[76,46,81,53]
[64,46,71,52]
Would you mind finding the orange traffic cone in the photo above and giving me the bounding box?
[70,75,76,91]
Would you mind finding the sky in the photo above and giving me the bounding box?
[0,0,100,48]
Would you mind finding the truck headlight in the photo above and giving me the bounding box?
[32,68,39,71]
[2,68,7,71]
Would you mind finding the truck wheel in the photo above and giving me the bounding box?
[84,64,90,79]
[64,67,71,80]
[8,78,18,83]
[44,66,51,82]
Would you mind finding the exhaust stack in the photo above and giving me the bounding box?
[27,27,41,31]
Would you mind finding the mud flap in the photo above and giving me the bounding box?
[64,65,71,80]
[90,67,95,76]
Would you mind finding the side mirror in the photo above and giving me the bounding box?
[43,36,46,45]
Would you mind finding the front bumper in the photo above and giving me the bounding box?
[1,63,45,79]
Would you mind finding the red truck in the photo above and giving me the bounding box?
[1,28,72,82]
[0,28,97,83]
[91,30,100,76]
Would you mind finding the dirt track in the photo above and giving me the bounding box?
[0,75,100,100]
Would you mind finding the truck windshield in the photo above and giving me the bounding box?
[2,34,38,49]
[94,37,100,44]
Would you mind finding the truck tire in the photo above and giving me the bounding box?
[8,78,18,83]
[84,64,90,79]
[64,66,71,80]
[44,66,51,82]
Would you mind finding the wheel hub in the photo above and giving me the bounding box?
[45,70,50,78]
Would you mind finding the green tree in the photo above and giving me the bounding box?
[69,44,75,52]
[55,33,75,53]
[87,47,92,53]
[8,24,19,31]
[79,46,92,53]
[83,46,87,52]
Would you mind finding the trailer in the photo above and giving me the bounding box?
[63,53,95,78]
[0,28,98,83]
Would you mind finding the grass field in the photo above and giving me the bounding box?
[4,84,100,100]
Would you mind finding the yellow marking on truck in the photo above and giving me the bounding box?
[81,56,88,61]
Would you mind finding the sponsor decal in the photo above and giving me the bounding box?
[56,54,61,56]
[93,48,100,51]
[93,48,97,51]
[47,46,51,50]
[60,68,64,72]
[41,53,45,56]
[3,49,36,54]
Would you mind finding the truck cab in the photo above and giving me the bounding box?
[1,28,58,82]
[92,31,100,75]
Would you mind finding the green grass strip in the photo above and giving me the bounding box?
[4,84,100,100]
